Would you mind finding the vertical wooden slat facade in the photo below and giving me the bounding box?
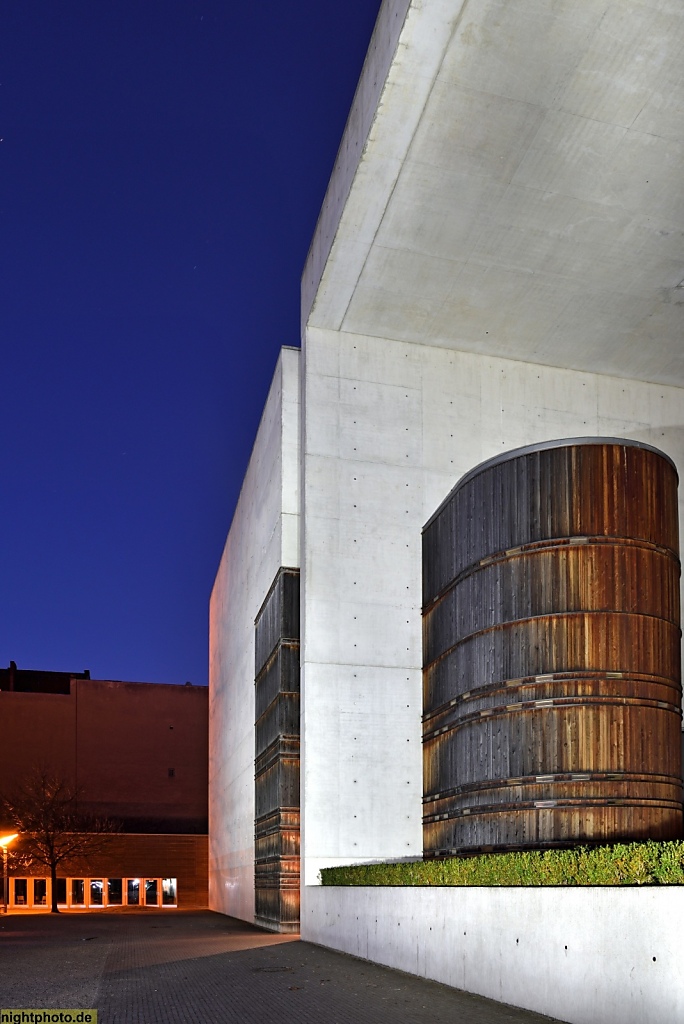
[423,439,683,855]
[254,567,300,931]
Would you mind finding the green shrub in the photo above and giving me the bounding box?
[320,841,684,887]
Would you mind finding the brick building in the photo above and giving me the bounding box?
[0,664,208,910]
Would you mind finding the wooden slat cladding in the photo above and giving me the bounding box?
[255,568,300,677]
[423,440,683,855]
[254,567,300,932]
[423,440,680,606]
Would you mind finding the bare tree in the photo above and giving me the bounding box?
[1,769,119,913]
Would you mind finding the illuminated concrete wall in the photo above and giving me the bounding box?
[209,346,300,920]
[299,326,684,887]
[304,885,684,1024]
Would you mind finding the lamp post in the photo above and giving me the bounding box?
[0,834,19,913]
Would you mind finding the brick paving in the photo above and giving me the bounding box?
[0,911,567,1024]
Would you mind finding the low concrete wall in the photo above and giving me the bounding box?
[302,885,684,1024]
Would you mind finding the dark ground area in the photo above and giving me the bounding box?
[0,911,566,1023]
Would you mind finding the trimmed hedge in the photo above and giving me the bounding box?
[320,841,684,887]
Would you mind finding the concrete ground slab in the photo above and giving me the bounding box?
[0,911,565,1023]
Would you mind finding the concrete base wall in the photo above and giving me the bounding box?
[302,884,684,1024]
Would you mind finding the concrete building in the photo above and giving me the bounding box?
[209,2,684,1019]
[0,665,208,910]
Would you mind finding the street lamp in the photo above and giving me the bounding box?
[0,834,18,914]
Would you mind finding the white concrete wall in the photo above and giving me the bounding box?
[302,885,684,1024]
[300,326,684,885]
[209,346,300,921]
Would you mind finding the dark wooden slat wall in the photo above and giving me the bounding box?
[423,442,684,855]
[254,567,300,932]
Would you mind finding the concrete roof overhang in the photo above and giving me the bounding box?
[302,0,684,387]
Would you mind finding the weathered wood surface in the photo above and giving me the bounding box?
[423,441,683,855]
[254,567,300,931]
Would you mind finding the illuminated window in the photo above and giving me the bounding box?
[162,878,177,905]
[145,879,158,906]
[13,876,181,910]
[90,880,104,906]
[107,878,123,905]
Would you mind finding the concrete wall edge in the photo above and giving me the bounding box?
[301,884,684,1024]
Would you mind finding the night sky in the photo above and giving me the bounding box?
[1,1,382,684]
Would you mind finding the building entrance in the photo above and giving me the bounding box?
[9,876,177,910]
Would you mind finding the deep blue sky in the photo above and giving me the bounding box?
[1,0,381,684]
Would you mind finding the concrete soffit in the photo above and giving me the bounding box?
[301,0,456,334]
[302,0,684,389]
[300,0,413,330]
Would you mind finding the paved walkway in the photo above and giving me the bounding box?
[0,911,566,1024]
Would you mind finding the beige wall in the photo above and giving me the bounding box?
[0,680,208,831]
[9,833,208,909]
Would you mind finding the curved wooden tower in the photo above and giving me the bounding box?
[422,438,683,855]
